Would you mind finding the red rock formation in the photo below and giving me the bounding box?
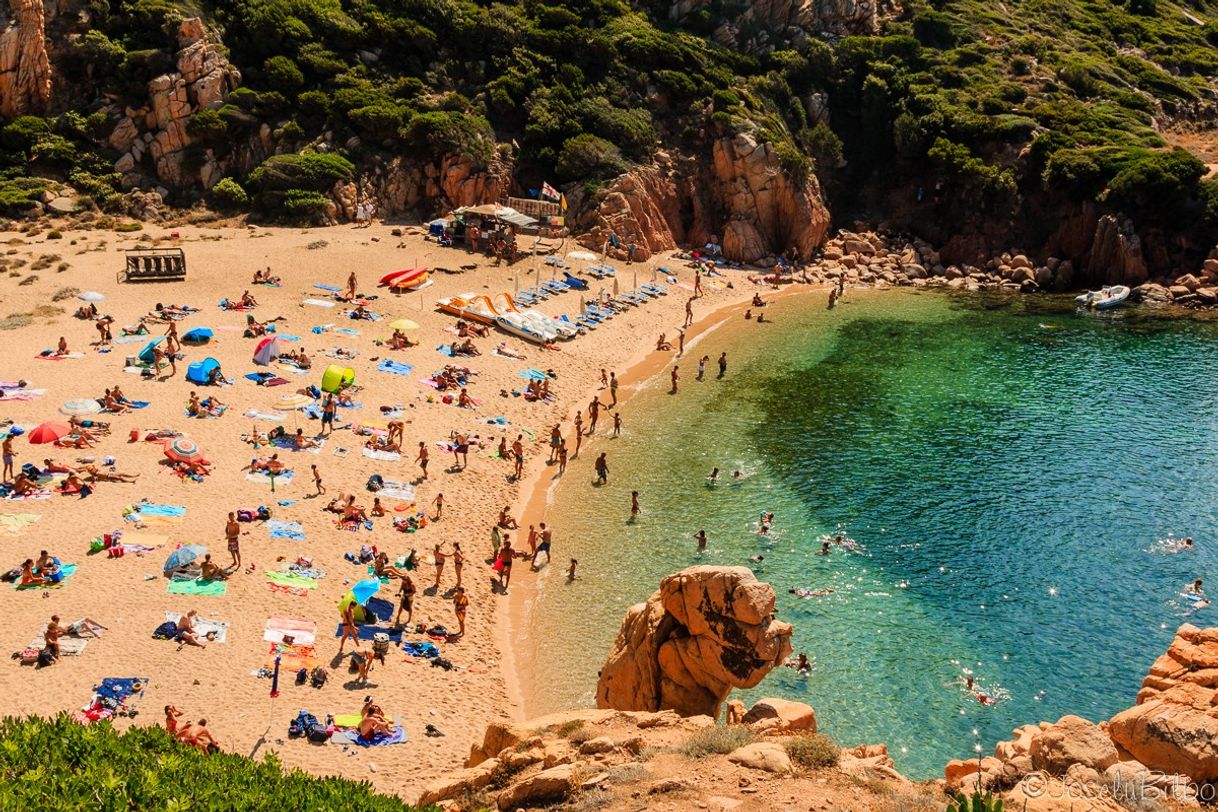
[0,0,51,117]
[596,566,793,718]
[577,134,830,265]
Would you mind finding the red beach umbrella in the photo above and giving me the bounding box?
[28,421,71,444]
[163,437,204,464]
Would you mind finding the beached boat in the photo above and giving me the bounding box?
[436,294,498,324]
[1074,285,1130,310]
[496,312,557,344]
[379,267,422,287]
[388,268,430,290]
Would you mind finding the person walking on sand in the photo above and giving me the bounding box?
[600,368,608,389]
[717,352,727,379]
[549,424,562,463]
[321,394,336,435]
[225,512,241,570]
[573,428,582,459]
[394,575,416,627]
[346,271,358,302]
[612,412,622,437]
[697,355,708,381]
[670,365,680,394]
[311,464,325,496]
[496,541,514,592]
[432,492,444,521]
[534,524,552,568]
[567,559,578,580]
[2,434,15,482]
[339,598,359,654]
[450,431,469,469]
[677,328,685,356]
[526,524,538,559]
[609,372,619,406]
[557,440,568,474]
[694,270,703,297]
[453,586,469,637]
[684,297,694,328]
[512,435,524,480]
[415,441,429,480]
[630,490,640,522]
[595,453,608,484]
[588,397,601,433]
[165,320,180,354]
[432,542,447,588]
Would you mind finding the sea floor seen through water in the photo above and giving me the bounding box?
[516,287,1218,778]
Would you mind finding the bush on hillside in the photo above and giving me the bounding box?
[0,715,414,810]
[401,111,494,163]
[247,152,354,192]
[556,134,628,181]
[785,733,841,769]
[677,724,757,757]
[210,177,249,209]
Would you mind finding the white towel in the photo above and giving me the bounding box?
[165,612,228,644]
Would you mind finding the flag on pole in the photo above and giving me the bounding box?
[559,194,568,212]
[540,182,560,202]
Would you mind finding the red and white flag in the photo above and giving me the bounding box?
[540,182,560,202]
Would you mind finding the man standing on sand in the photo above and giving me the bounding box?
[694,270,703,297]
[432,492,444,521]
[453,586,469,637]
[670,365,679,394]
[2,434,15,482]
[609,372,619,406]
[225,512,241,570]
[588,397,601,434]
[339,598,359,654]
[346,271,358,301]
[718,352,727,379]
[684,297,694,328]
[395,575,416,627]
[321,394,336,435]
[595,453,608,484]
[415,441,429,480]
[534,523,552,568]
[311,464,325,496]
[630,491,640,522]
[512,435,524,480]
[677,329,685,356]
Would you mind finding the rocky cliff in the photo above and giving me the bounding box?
[0,0,51,118]
[577,134,831,265]
[668,0,894,52]
[595,566,793,718]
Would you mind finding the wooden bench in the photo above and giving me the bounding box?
[119,249,186,283]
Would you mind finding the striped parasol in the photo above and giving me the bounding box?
[59,399,102,416]
[274,393,313,411]
[162,437,203,464]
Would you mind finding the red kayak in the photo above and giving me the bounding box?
[379,267,423,287]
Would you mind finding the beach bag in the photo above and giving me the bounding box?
[0,567,19,583]
[257,505,271,520]
[358,545,374,563]
[310,667,327,688]
[289,711,316,738]
[37,648,55,667]
[365,474,384,492]
[152,621,177,640]
[237,510,254,522]
[308,723,330,743]
[295,668,308,686]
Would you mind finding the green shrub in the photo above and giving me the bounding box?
[784,733,841,769]
[114,222,143,232]
[298,90,331,118]
[0,715,415,809]
[210,177,249,209]
[0,177,48,214]
[264,55,304,92]
[2,116,50,152]
[348,103,406,138]
[556,134,628,181]
[248,152,355,193]
[401,111,494,162]
[947,791,1004,812]
[186,108,228,140]
[29,135,77,166]
[282,189,331,221]
[677,725,757,758]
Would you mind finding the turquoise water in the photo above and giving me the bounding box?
[519,289,1218,778]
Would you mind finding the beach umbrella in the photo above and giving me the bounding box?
[567,250,597,263]
[351,578,380,605]
[252,336,279,366]
[181,327,213,344]
[274,393,313,411]
[59,399,102,416]
[163,437,204,464]
[28,421,70,444]
[321,365,355,394]
[78,291,105,302]
[163,544,207,573]
[138,336,165,364]
[388,319,419,332]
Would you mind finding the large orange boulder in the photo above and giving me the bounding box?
[1029,715,1119,775]
[596,566,793,718]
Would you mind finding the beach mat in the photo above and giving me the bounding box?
[267,520,306,540]
[361,448,400,461]
[334,725,408,746]
[376,360,414,376]
[16,563,76,590]
[166,578,227,596]
[332,624,403,642]
[246,471,295,485]
[265,642,318,671]
[266,571,317,590]
[263,616,317,646]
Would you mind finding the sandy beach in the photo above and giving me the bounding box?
[0,218,775,798]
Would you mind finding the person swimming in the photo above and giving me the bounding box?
[964,675,995,706]
[818,541,830,556]
[790,587,832,598]
[707,467,719,482]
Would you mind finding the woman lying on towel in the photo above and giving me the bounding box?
[359,699,391,737]
[69,416,110,435]
[456,320,489,339]
[42,458,81,474]
[85,465,139,483]
[250,454,285,474]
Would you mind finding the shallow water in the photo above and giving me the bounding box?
[519,288,1218,778]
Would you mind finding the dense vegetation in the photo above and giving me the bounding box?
[2,0,1217,245]
[0,715,420,810]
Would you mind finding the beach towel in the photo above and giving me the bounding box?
[334,725,408,746]
[332,623,403,642]
[266,571,317,590]
[94,677,149,703]
[335,327,361,336]
[15,563,76,590]
[166,578,227,596]
[377,486,415,502]
[313,284,341,292]
[165,612,228,643]
[134,504,186,517]
[362,448,400,461]
[517,368,549,381]
[264,642,318,672]
[36,352,83,360]
[30,626,89,656]
[263,617,317,646]
[435,344,454,357]
[0,388,45,401]
[366,596,394,622]
[303,299,336,308]
[0,513,39,535]
[332,714,363,728]
[243,409,283,422]
[246,471,294,485]
[271,436,326,455]
[267,520,306,540]
[112,335,149,345]
[376,359,414,376]
[276,334,301,343]
[5,489,50,501]
[117,532,169,550]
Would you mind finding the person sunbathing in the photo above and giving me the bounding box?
[176,610,207,648]
[324,493,349,514]
[387,330,412,350]
[69,416,109,434]
[202,396,225,416]
[293,429,317,450]
[358,700,390,737]
[42,459,80,474]
[495,341,523,359]
[241,290,258,308]
[457,388,475,408]
[656,333,672,351]
[20,559,47,586]
[295,350,312,370]
[177,460,211,478]
[372,552,407,580]
[199,553,228,581]
[250,454,284,474]
[75,303,99,319]
[177,718,220,753]
[371,498,386,517]
[336,389,355,407]
[85,465,139,483]
[102,390,128,413]
[121,322,150,336]
[498,507,519,530]
[343,497,368,523]
[187,392,202,417]
[61,616,106,637]
[62,472,85,492]
[244,320,267,337]
[11,473,37,495]
[459,338,480,356]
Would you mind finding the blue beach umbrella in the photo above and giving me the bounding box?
[138,336,165,363]
[181,327,213,344]
[351,578,380,605]
[163,544,207,573]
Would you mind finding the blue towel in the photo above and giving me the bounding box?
[245,372,274,383]
[314,284,341,292]
[128,401,150,409]
[136,504,186,517]
[333,623,403,642]
[434,344,454,357]
[377,360,414,376]
[338,725,408,746]
[267,520,305,540]
[517,369,547,381]
[277,335,301,342]
[403,641,439,658]
[335,328,361,336]
[94,677,149,702]
[366,596,394,622]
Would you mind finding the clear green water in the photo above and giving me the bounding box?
[519,288,1218,778]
